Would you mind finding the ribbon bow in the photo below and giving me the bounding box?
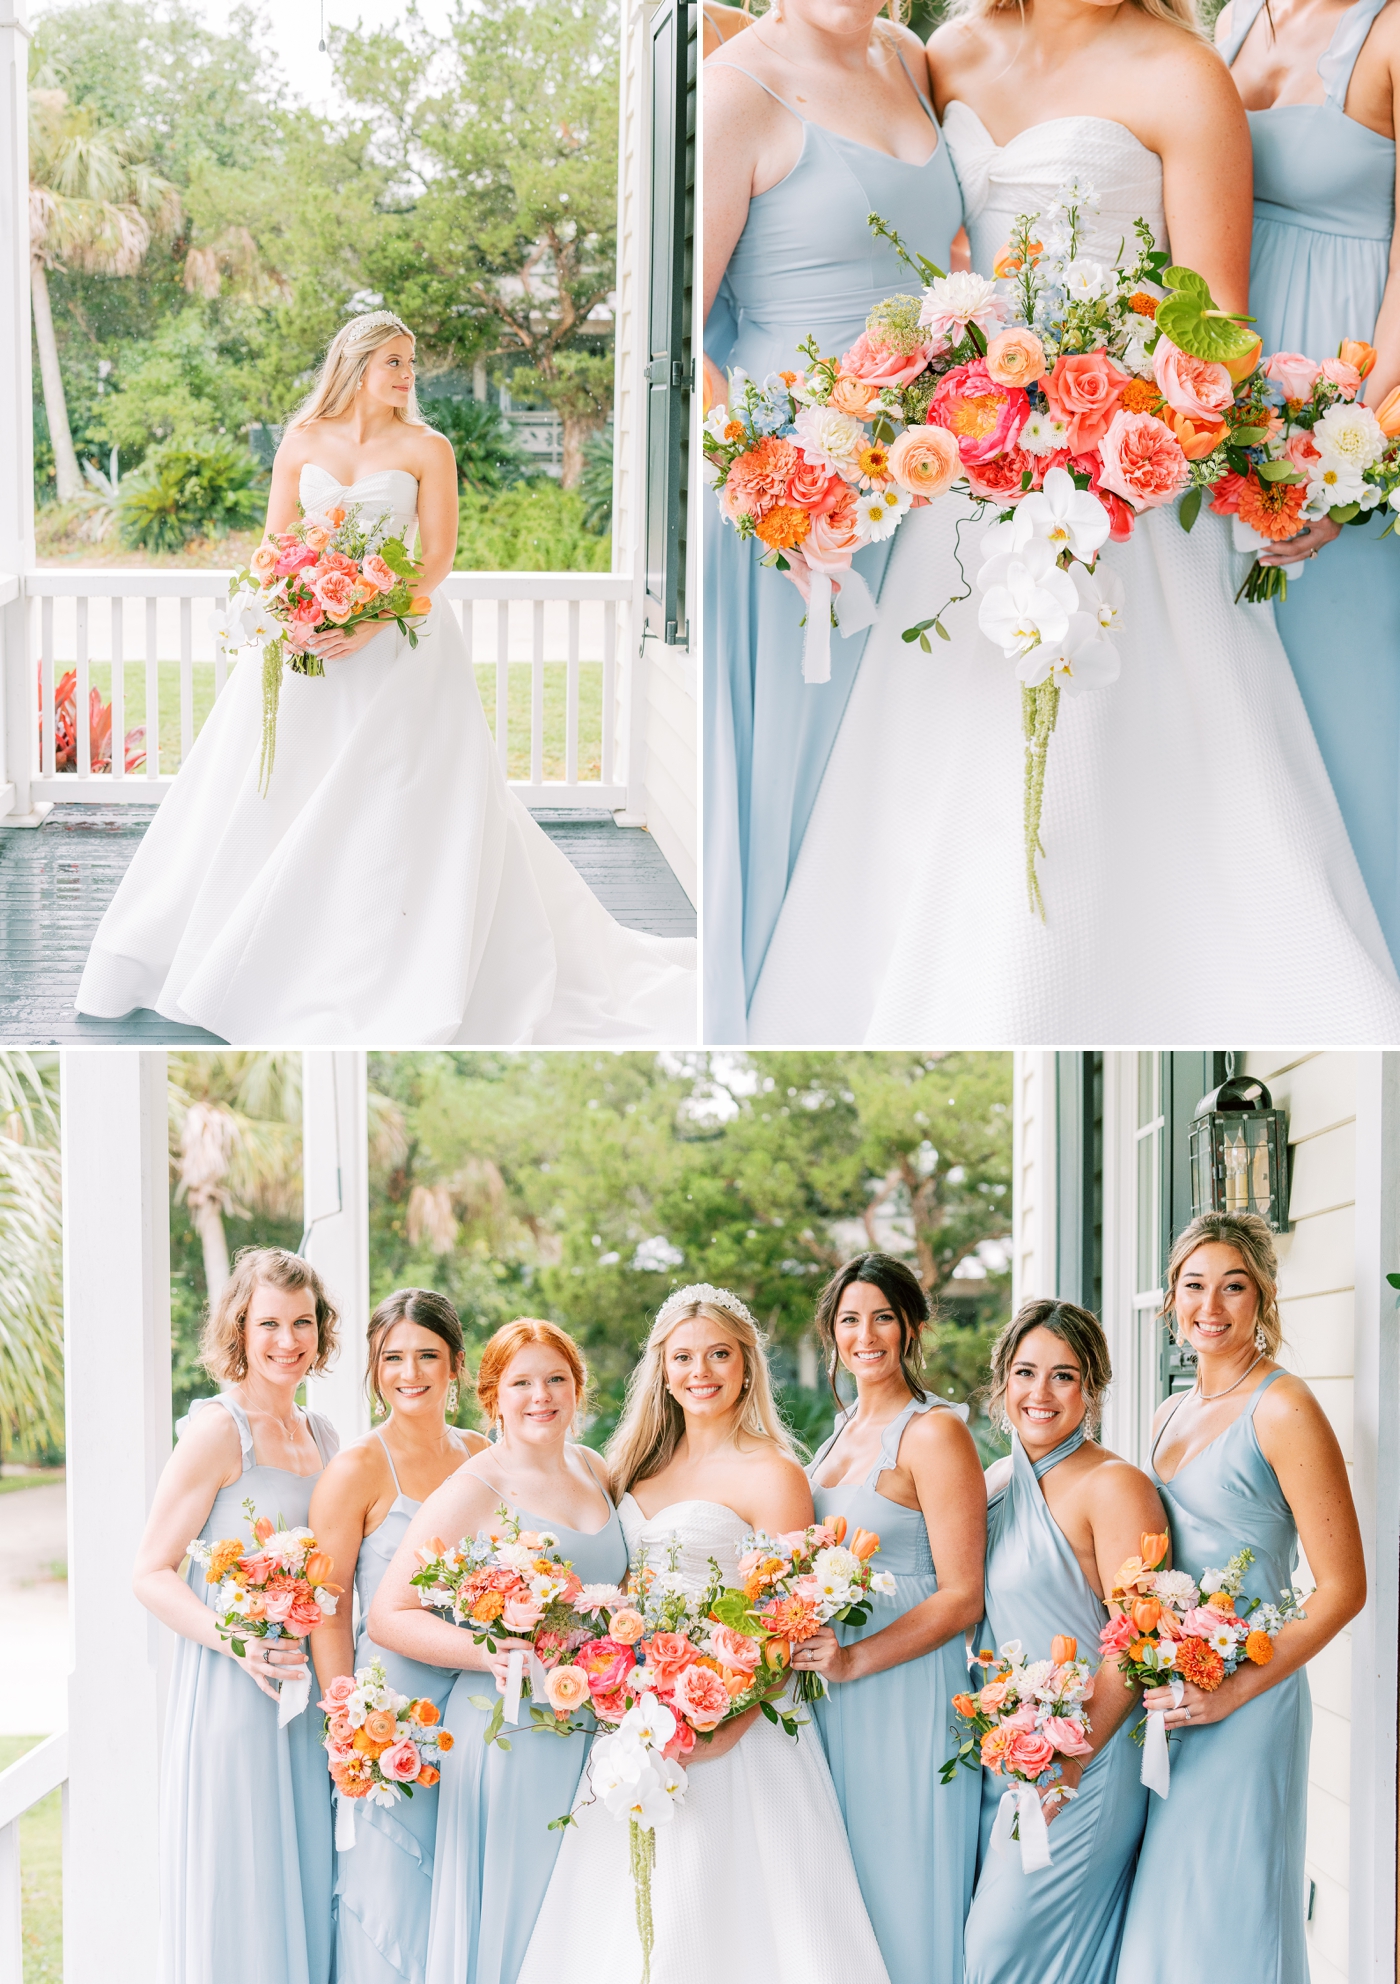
[990,1782,1054,1873]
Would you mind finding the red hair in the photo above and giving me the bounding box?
[475,1318,587,1423]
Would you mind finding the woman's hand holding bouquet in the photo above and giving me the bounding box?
[319,1655,452,1847]
[187,1497,340,1725]
[942,1633,1095,1870]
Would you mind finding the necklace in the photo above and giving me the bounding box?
[1193,1350,1265,1402]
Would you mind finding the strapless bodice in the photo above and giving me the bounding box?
[299,461,419,539]
[618,1493,750,1600]
[943,103,1168,277]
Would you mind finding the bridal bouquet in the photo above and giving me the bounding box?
[187,1498,340,1726]
[941,1634,1095,1870]
[1099,1533,1308,1796]
[732,1516,894,1702]
[319,1656,452,1847]
[1204,340,1400,601]
[220,499,431,793]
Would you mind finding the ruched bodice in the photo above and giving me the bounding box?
[617,1493,749,1598]
[299,463,419,543]
[809,1397,952,1576]
[943,104,1168,278]
[983,1427,1109,1659]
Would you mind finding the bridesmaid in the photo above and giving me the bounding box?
[368,1318,627,1984]
[792,1253,986,1984]
[963,1300,1167,1984]
[1220,0,1400,968]
[308,1290,488,1984]
[1117,1212,1366,1984]
[131,1248,342,1984]
[703,0,964,1040]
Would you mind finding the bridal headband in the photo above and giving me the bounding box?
[341,309,411,344]
[656,1283,759,1332]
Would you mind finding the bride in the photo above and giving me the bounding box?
[743,0,1400,1045]
[74,311,696,1045]
[515,1286,891,1984]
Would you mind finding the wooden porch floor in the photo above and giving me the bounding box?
[0,804,695,1046]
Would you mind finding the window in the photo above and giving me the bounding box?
[644,0,695,645]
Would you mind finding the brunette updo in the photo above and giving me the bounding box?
[986,1298,1112,1434]
[365,1288,465,1413]
[476,1318,587,1425]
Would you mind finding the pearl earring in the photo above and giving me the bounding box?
[447,1378,459,1414]
[1254,1324,1267,1353]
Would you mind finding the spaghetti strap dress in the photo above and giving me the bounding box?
[1222,0,1400,970]
[336,1431,469,1984]
[158,1395,340,1984]
[1116,1370,1312,1984]
[964,1427,1149,1984]
[424,1465,628,1984]
[806,1397,979,1984]
[703,47,963,1041]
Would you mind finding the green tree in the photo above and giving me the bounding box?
[0,1055,63,1463]
[167,1052,303,1305]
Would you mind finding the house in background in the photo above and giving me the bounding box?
[1013,1050,1400,1984]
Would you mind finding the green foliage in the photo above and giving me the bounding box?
[457,481,612,572]
[92,310,268,462]
[424,396,531,491]
[579,426,614,535]
[0,1055,63,1466]
[117,434,266,550]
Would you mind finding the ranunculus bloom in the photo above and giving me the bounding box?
[1264,351,1322,401]
[887,424,961,498]
[1096,410,1191,511]
[327,1712,353,1742]
[1153,338,1234,422]
[1042,349,1131,454]
[707,1626,761,1673]
[363,1708,397,1744]
[250,541,279,581]
[1042,1716,1093,1757]
[378,1739,423,1784]
[927,359,1028,465]
[608,1608,646,1646]
[1318,356,1361,398]
[827,373,882,419]
[579,1637,633,1698]
[302,524,330,553]
[840,331,935,390]
[362,553,397,593]
[1006,1728,1057,1778]
[670,1662,732,1731]
[543,1664,592,1714]
[984,327,1047,389]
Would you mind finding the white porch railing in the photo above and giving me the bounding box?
[0,1731,65,1984]
[0,570,648,816]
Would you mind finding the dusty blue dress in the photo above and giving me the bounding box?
[964,1426,1149,1984]
[807,1396,979,1984]
[159,1395,339,1984]
[1223,0,1400,969]
[336,1432,469,1984]
[1117,1370,1312,1983]
[424,1467,629,1984]
[703,50,963,1040]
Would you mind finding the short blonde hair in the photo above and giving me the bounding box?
[1161,1212,1282,1357]
[200,1247,339,1383]
[286,311,424,430]
[944,0,1205,39]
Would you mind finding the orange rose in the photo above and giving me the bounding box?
[1140,1533,1170,1569]
[411,1699,440,1727]
[1049,1636,1078,1667]
[1042,348,1131,454]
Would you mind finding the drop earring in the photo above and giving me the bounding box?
[447,1378,460,1414]
[1254,1324,1267,1353]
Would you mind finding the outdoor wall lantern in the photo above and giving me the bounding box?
[1188,1075,1290,1233]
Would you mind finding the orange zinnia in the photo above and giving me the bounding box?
[1235,472,1308,543]
[755,504,811,551]
[1119,377,1163,415]
[436,1730,455,1753]
[1244,1630,1274,1665]
[1175,1636,1226,1692]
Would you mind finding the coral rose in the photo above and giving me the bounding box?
[312,570,356,622]
[978,1680,1012,1713]
[1042,349,1130,454]
[671,1662,731,1731]
[839,330,932,390]
[985,327,1046,389]
[1096,411,1190,511]
[1099,1613,1139,1656]
[887,424,960,498]
[1006,1728,1057,1778]
[645,1632,699,1689]
[1041,1716,1092,1757]
[379,1740,423,1784]
[786,459,845,515]
[804,487,864,568]
[1285,431,1322,473]
[543,1664,592,1715]
[1152,338,1234,423]
[662,1720,697,1763]
[361,553,397,593]
[927,359,1028,465]
[964,448,1035,503]
[1209,470,1249,516]
[1264,351,1322,401]
[707,1626,761,1673]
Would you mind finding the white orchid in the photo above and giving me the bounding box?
[919,270,1006,343]
[619,1692,678,1754]
[1071,558,1125,637]
[1018,608,1121,695]
[1011,466,1112,562]
[977,539,1078,658]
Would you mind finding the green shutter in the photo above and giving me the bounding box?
[644,0,695,645]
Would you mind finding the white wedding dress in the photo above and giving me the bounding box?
[75,465,697,1044]
[515,1495,891,1984]
[747,108,1400,1045]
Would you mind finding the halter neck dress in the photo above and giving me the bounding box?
[424,1462,628,1984]
[336,1430,470,1984]
[1116,1370,1312,1983]
[159,1395,340,1984]
[964,1426,1149,1984]
[703,47,963,1041]
[806,1397,979,1984]
[1222,0,1400,972]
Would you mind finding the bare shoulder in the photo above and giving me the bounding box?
[412,425,456,472]
[316,1434,389,1497]
[926,13,999,72]
[880,19,934,71]
[274,422,320,472]
[176,1397,242,1470]
[1134,21,1242,121]
[571,1443,614,1495]
[458,1428,490,1458]
[903,1402,980,1465]
[744,1444,810,1496]
[1083,1449,1159,1506]
[703,35,784,125]
[1252,1369,1330,1439]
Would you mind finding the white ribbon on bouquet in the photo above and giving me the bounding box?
[502,1648,552,1726]
[1140,1674,1184,1798]
[335,1792,358,1851]
[782,554,879,684]
[277,1672,311,1729]
[990,1782,1054,1873]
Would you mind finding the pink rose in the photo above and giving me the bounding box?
[240,1552,277,1584]
[313,569,357,622]
[1042,349,1131,454]
[802,488,864,570]
[327,1712,353,1742]
[1318,356,1361,398]
[1001,1704,1038,1733]
[319,1674,357,1710]
[978,1680,1012,1713]
[1284,431,1321,472]
[1181,1605,1235,1637]
[1042,1715,1093,1757]
[378,1739,423,1784]
[1098,1613,1139,1657]
[1096,410,1191,512]
[578,1637,634,1698]
[289,594,323,626]
[840,331,936,391]
[1005,1728,1057,1779]
[671,1662,731,1732]
[927,359,1029,466]
[282,1590,323,1636]
[707,1626,761,1673]
[502,1594,545,1632]
[887,424,961,498]
[1264,352,1323,401]
[1152,337,1234,422]
[361,552,397,593]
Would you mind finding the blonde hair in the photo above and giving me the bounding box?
[476,1318,588,1424]
[606,1286,796,1496]
[944,0,1205,38]
[1161,1212,1283,1357]
[287,311,424,430]
[200,1247,339,1383]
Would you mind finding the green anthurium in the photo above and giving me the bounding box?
[1155,266,1257,363]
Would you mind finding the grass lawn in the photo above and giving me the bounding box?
[0,1473,65,1497]
[0,1737,62,1984]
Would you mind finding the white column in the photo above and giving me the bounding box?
[0,0,42,824]
[1349,1050,1400,1984]
[1011,1051,1057,1313]
[61,1050,171,1984]
[301,1050,370,1449]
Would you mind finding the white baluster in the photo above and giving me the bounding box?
[145,598,159,780]
[566,598,580,786]
[495,599,509,772]
[601,598,617,788]
[111,595,124,780]
[531,597,544,788]
[179,595,193,763]
[75,593,90,780]
[40,595,54,777]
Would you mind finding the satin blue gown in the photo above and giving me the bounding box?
[159,1396,339,1984]
[1117,1370,1312,1984]
[424,1471,629,1984]
[703,49,963,1041]
[807,1397,979,1984]
[1223,0,1400,970]
[964,1427,1149,1984]
[337,1432,469,1984]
